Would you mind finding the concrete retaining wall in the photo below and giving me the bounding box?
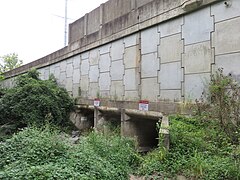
[2,0,240,113]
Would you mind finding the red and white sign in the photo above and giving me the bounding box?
[94,98,100,107]
[139,100,149,111]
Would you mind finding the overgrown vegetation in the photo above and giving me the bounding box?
[0,126,139,179]
[196,68,240,144]
[138,116,240,179]
[0,69,74,128]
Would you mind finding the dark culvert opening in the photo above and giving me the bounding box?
[98,113,121,135]
[130,117,159,152]
[71,109,94,132]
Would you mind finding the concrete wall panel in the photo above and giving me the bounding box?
[159,33,183,63]
[215,53,240,82]
[124,46,139,69]
[110,39,124,61]
[44,67,49,80]
[89,65,99,83]
[89,83,99,99]
[80,75,89,97]
[100,44,111,55]
[141,77,159,101]
[73,55,81,69]
[66,63,73,78]
[124,69,139,91]
[49,65,55,75]
[103,0,132,23]
[99,54,111,72]
[89,49,100,65]
[53,66,60,80]
[159,62,181,89]
[158,17,183,37]
[124,33,138,48]
[66,78,73,92]
[81,59,90,75]
[60,61,67,72]
[60,72,66,86]
[211,0,240,22]
[160,90,181,102]
[183,41,212,74]
[110,81,124,100]
[99,72,111,91]
[182,7,214,45]
[185,73,210,100]
[141,52,159,78]
[141,26,159,54]
[87,7,101,34]
[212,17,240,55]
[73,68,81,84]
[124,91,139,101]
[72,84,80,97]
[110,60,124,80]
[81,52,89,60]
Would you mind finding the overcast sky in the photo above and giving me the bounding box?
[0,0,108,64]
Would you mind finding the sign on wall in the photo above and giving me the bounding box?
[94,98,101,107]
[139,100,149,111]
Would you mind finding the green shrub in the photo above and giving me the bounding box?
[196,68,240,144]
[0,69,73,127]
[0,126,140,179]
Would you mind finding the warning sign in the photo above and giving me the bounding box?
[94,98,100,107]
[139,100,149,111]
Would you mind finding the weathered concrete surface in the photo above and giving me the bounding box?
[158,33,183,63]
[159,62,182,90]
[141,78,159,102]
[215,53,240,81]
[183,41,213,74]
[3,0,240,107]
[141,52,159,78]
[3,0,220,80]
[184,73,210,100]
[182,7,214,45]
[211,0,240,22]
[4,0,240,151]
[212,17,240,55]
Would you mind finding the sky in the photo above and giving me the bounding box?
[0,0,108,64]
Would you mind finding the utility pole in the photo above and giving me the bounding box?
[64,0,68,46]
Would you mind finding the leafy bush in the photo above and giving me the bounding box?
[0,126,140,179]
[0,69,73,127]
[196,68,240,144]
[138,116,240,179]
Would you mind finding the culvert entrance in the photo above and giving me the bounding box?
[72,105,163,151]
[121,117,159,152]
[121,109,162,152]
[70,107,94,132]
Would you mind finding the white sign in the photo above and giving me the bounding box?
[94,98,100,107]
[139,100,149,111]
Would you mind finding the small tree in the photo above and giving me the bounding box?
[0,53,23,73]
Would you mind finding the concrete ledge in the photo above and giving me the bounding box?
[75,98,181,115]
